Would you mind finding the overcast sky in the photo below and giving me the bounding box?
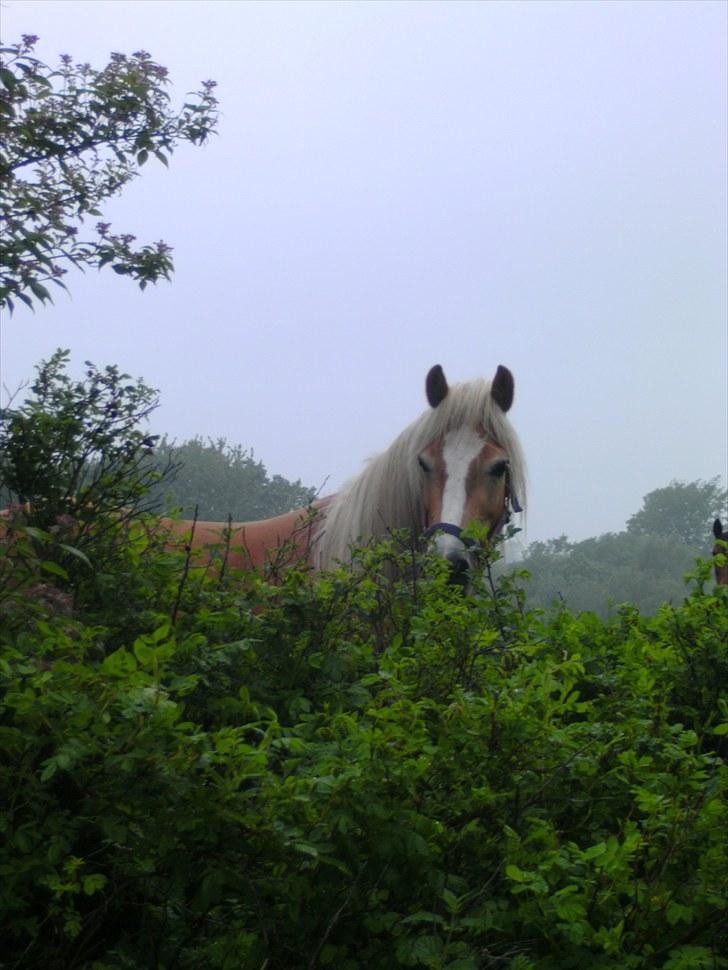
[1,0,726,544]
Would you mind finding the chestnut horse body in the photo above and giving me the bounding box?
[1,364,526,579]
[163,364,526,575]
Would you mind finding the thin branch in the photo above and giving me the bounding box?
[171,503,198,626]
[307,863,367,970]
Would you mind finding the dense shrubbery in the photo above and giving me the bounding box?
[2,510,727,969]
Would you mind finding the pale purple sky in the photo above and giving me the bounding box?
[1,0,726,543]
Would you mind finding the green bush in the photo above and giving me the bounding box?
[1,526,726,969]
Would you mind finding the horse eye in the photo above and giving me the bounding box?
[418,455,431,473]
[489,459,509,478]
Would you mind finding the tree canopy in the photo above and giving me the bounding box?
[149,436,317,521]
[520,479,727,616]
[626,479,726,546]
[0,35,218,311]
[0,351,315,530]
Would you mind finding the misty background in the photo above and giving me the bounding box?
[1,0,726,545]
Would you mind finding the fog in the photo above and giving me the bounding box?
[1,0,726,543]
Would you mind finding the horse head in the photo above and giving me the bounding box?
[419,363,523,583]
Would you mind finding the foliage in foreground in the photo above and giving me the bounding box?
[1,508,727,970]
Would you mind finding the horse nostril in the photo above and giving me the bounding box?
[446,551,471,586]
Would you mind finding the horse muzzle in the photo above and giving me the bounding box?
[423,522,478,586]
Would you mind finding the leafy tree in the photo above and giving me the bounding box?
[626,478,727,546]
[0,349,169,524]
[518,480,727,616]
[0,35,218,311]
[0,346,177,617]
[149,435,317,521]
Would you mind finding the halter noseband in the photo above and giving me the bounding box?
[422,521,480,549]
[422,479,522,550]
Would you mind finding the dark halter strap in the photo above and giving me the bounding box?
[423,478,522,549]
[422,521,479,549]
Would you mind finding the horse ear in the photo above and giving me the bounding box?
[491,365,514,412]
[426,365,449,408]
[715,519,724,540]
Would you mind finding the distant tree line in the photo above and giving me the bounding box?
[519,479,727,617]
[147,436,316,521]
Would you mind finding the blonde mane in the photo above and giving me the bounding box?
[313,377,526,569]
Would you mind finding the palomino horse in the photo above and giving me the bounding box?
[713,519,728,586]
[163,364,526,578]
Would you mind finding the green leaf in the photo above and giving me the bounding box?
[82,874,107,896]
[133,639,156,667]
[505,864,525,882]
[292,842,319,858]
[58,543,92,567]
[22,526,51,542]
[28,280,53,303]
[40,560,69,580]
[149,621,172,643]
[401,911,445,926]
[442,888,460,913]
[101,648,138,676]
[583,841,607,859]
[411,935,443,961]
[0,66,17,89]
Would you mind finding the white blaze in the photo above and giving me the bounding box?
[433,427,483,559]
